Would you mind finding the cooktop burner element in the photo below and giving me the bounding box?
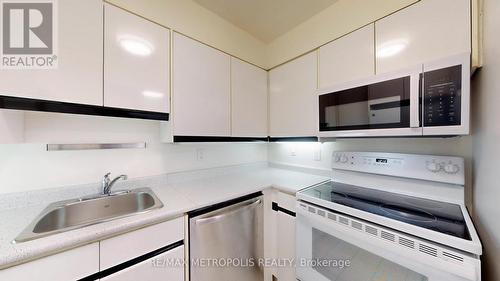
[301,181,471,240]
[379,204,437,222]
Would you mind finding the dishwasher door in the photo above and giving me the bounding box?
[189,196,264,281]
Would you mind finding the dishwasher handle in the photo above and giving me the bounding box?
[194,199,262,225]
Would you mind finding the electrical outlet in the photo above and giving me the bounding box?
[196,148,204,160]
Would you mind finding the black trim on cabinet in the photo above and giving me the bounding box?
[78,240,184,281]
[0,95,169,121]
[173,135,268,143]
[188,191,263,218]
[272,202,296,217]
[268,136,318,142]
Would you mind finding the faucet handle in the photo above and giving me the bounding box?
[102,172,111,190]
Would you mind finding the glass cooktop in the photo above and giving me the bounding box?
[300,181,471,240]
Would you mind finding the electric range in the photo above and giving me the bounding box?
[296,152,482,281]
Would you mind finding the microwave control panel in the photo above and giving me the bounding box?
[423,65,462,127]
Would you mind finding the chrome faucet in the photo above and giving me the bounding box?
[102,173,128,195]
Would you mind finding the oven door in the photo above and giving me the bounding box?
[317,67,422,138]
[296,203,480,281]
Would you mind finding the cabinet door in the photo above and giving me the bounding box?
[376,0,470,74]
[269,52,317,137]
[0,242,99,281]
[173,33,231,136]
[100,217,184,270]
[100,245,184,281]
[0,0,103,105]
[231,58,268,137]
[276,211,296,281]
[319,24,375,88]
[104,4,170,113]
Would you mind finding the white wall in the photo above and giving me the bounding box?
[471,0,500,279]
[0,112,267,194]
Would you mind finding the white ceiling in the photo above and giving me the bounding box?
[193,0,339,43]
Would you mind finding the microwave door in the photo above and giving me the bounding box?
[317,67,422,138]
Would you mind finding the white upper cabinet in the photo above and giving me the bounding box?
[104,4,170,113]
[231,58,268,137]
[0,0,103,105]
[376,0,471,74]
[269,52,318,137]
[172,33,231,136]
[319,24,375,88]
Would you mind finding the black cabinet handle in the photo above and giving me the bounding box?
[272,202,296,217]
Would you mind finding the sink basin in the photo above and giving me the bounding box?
[14,188,163,243]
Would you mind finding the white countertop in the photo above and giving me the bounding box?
[0,164,329,269]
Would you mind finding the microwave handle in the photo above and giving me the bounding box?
[409,72,421,128]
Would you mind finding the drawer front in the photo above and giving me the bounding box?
[100,216,184,270]
[100,245,184,281]
[0,242,99,281]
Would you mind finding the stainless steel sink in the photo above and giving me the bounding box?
[14,187,163,243]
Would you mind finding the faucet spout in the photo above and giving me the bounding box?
[102,173,128,195]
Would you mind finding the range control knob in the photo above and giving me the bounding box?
[334,154,341,163]
[444,163,460,174]
[426,161,441,173]
[340,155,348,163]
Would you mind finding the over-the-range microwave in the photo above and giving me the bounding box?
[317,53,470,138]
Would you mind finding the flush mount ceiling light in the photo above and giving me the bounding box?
[142,90,164,99]
[377,39,408,58]
[118,36,154,56]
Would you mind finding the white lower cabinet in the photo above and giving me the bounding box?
[100,217,184,270]
[266,190,297,281]
[276,210,296,281]
[0,242,99,281]
[100,245,184,281]
[0,217,185,281]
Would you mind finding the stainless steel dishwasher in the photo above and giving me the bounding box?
[189,193,264,281]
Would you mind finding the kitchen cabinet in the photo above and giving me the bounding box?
[266,191,297,281]
[375,0,471,74]
[100,245,184,281]
[172,32,231,136]
[231,58,268,137]
[319,24,375,88]
[0,242,99,281]
[100,216,184,270]
[269,52,317,137]
[104,4,170,113]
[0,217,185,281]
[0,0,103,105]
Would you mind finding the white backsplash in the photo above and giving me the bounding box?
[0,111,268,194]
